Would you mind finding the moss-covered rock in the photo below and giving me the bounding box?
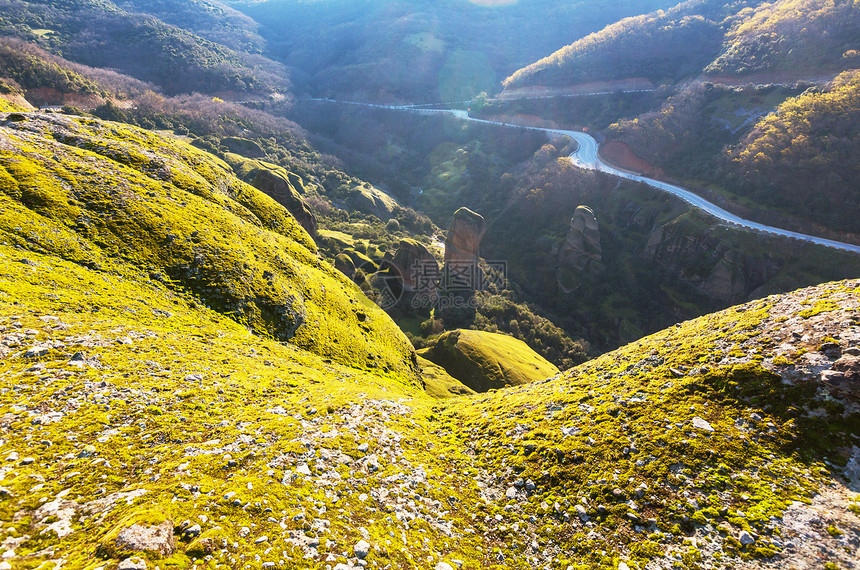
[419,329,560,392]
[97,507,174,558]
[251,164,317,237]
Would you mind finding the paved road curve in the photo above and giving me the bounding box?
[308,99,860,254]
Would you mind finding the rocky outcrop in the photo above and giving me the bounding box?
[222,136,265,158]
[644,220,782,304]
[444,207,486,269]
[391,239,439,292]
[557,205,603,293]
[347,185,399,221]
[252,168,318,237]
[334,253,356,279]
[97,509,175,558]
[822,350,860,402]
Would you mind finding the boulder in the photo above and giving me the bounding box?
[334,253,356,279]
[221,137,265,158]
[252,169,317,237]
[347,185,399,221]
[97,508,175,558]
[391,239,439,293]
[419,329,559,393]
[342,249,378,274]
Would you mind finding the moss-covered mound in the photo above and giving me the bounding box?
[0,112,417,382]
[417,356,476,399]
[419,329,561,392]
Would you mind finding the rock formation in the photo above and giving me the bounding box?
[391,239,439,292]
[252,168,318,238]
[444,207,486,269]
[644,221,782,304]
[347,185,399,221]
[222,136,266,158]
[822,350,860,401]
[334,253,356,279]
[557,205,603,293]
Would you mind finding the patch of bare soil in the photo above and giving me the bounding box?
[600,140,664,177]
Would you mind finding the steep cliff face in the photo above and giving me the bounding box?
[482,170,855,350]
[644,217,783,304]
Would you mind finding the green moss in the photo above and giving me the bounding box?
[0,113,418,383]
[418,356,477,399]
[0,110,857,568]
[827,525,844,537]
[185,529,227,558]
[96,507,173,559]
[799,299,839,318]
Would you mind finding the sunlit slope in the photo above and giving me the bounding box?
[726,69,860,234]
[419,329,560,392]
[0,239,481,568]
[505,0,859,91]
[706,0,860,76]
[443,279,860,567]
[0,228,857,567]
[0,112,418,381]
[503,0,729,90]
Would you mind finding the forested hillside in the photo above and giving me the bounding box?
[116,0,265,52]
[503,0,732,90]
[0,0,288,95]
[504,0,859,92]
[726,70,860,233]
[601,71,860,236]
[706,0,860,76]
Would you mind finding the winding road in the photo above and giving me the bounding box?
[308,99,860,254]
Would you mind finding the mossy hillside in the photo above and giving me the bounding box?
[1,235,858,568]
[419,329,561,393]
[0,97,30,113]
[0,112,417,381]
[441,280,860,568]
[417,356,476,399]
[0,242,495,569]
